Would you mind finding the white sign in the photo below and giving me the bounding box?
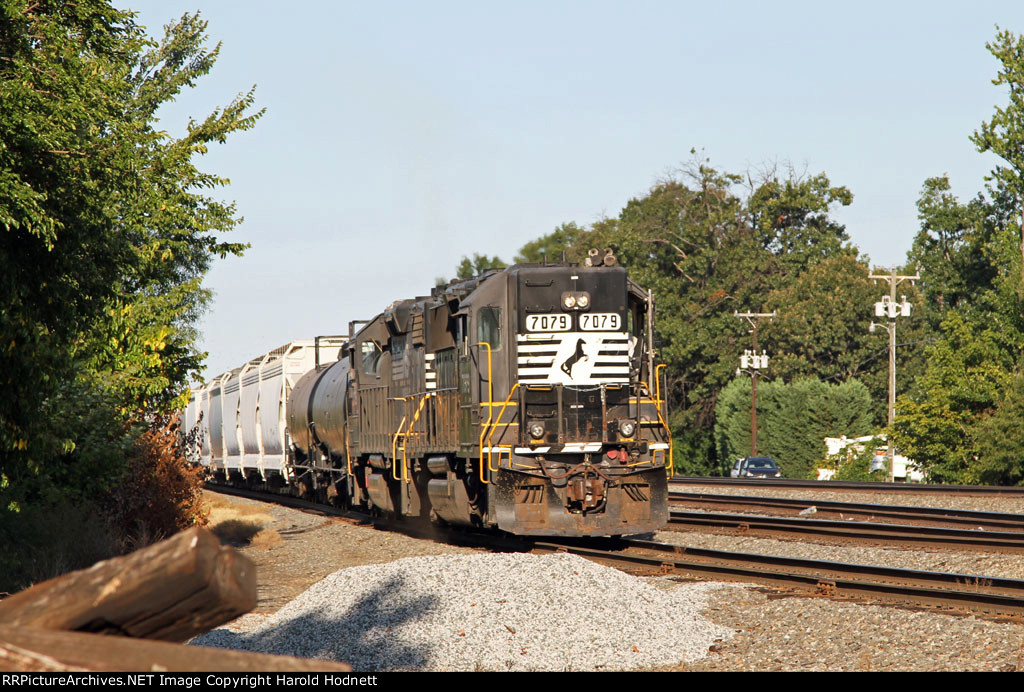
[579,312,620,331]
[526,313,571,332]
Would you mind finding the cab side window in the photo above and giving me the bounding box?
[360,340,382,376]
[477,307,501,351]
[391,333,407,361]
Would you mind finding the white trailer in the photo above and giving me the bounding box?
[820,435,924,482]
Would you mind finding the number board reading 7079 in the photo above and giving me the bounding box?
[579,312,620,330]
[525,312,621,332]
[525,314,570,331]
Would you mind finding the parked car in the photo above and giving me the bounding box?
[730,456,782,478]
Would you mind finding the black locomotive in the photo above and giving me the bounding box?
[189,251,672,536]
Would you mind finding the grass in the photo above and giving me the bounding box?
[202,491,282,547]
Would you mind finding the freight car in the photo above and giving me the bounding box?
[186,251,672,536]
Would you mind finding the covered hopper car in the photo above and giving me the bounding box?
[186,253,672,536]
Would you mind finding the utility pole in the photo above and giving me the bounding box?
[734,311,776,456]
[868,267,918,482]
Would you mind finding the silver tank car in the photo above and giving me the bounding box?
[287,357,351,460]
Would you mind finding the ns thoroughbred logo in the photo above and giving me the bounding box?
[560,338,588,377]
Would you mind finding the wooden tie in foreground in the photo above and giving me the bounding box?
[0,527,350,672]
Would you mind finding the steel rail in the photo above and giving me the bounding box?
[207,484,1024,621]
[531,538,1024,621]
[670,476,1024,496]
[669,491,1024,532]
[667,509,1024,553]
[211,481,1024,554]
[205,482,530,551]
[205,482,372,523]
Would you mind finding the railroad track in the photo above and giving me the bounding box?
[207,482,370,523]
[532,537,1024,622]
[669,491,1024,531]
[666,508,1024,554]
[206,483,1024,623]
[670,476,1024,496]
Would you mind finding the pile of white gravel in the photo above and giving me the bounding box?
[192,552,738,671]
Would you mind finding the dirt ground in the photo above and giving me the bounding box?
[203,490,479,613]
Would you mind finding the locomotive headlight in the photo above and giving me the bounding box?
[528,421,546,439]
[560,291,590,310]
[618,420,636,438]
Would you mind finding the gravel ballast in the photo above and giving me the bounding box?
[204,489,1024,671]
[192,552,738,671]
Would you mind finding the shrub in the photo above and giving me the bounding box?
[834,445,887,482]
[103,414,208,548]
[0,501,122,595]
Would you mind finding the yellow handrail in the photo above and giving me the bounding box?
[388,396,409,481]
[475,342,493,485]
[485,382,520,472]
[402,392,432,483]
[655,363,674,478]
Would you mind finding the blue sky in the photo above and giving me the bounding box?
[120,1,1024,380]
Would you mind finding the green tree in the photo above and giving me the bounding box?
[0,2,261,509]
[455,252,507,279]
[715,377,872,478]
[909,176,996,330]
[763,251,927,425]
[973,373,1024,485]
[748,167,853,276]
[514,221,590,264]
[833,443,887,482]
[895,28,1024,484]
[971,27,1024,292]
[892,312,1016,483]
[589,161,854,471]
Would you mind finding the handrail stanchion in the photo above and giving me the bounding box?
[475,342,493,485]
[655,364,674,478]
